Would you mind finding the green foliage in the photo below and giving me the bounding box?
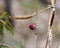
[2,12,14,35]
[0,22,3,41]
[0,45,9,48]
[0,22,3,34]
[0,11,14,41]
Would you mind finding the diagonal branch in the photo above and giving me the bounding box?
[45,0,56,48]
[13,6,51,19]
[0,6,52,20]
[49,7,55,27]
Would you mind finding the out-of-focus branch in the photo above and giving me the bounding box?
[13,13,36,19]
[49,8,55,27]
[13,6,51,19]
[45,7,56,48]
[51,0,56,6]
[0,5,52,20]
[45,0,56,48]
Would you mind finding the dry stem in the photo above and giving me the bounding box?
[45,0,56,48]
[13,6,51,19]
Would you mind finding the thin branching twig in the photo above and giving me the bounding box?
[45,0,56,48]
[13,6,51,19]
[0,6,51,20]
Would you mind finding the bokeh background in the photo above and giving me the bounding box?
[0,0,60,48]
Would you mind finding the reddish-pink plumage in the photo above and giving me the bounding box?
[28,23,36,30]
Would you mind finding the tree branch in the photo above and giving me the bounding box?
[13,6,51,19]
[45,0,56,48]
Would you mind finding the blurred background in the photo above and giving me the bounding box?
[0,0,60,48]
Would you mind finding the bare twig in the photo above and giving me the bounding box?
[45,0,56,48]
[13,13,36,19]
[13,6,51,19]
[49,8,55,27]
[51,0,56,6]
[45,36,48,48]
[0,6,52,20]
